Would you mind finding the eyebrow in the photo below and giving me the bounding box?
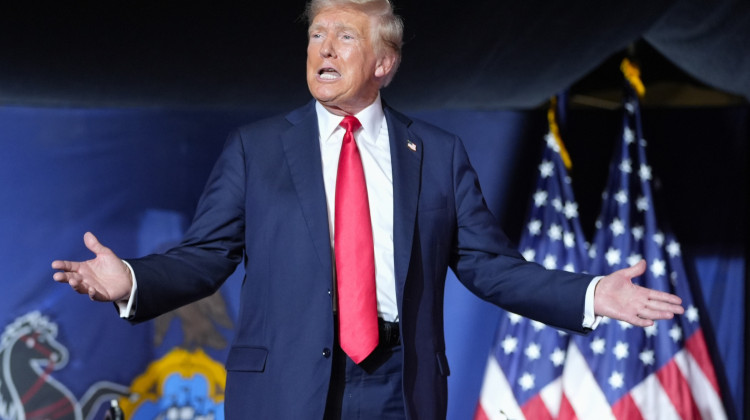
[308,22,361,37]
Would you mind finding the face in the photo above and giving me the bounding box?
[306,7,394,116]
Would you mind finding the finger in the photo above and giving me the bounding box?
[622,259,647,278]
[53,271,71,283]
[638,305,677,320]
[646,300,685,316]
[84,231,111,256]
[628,314,654,328]
[51,260,80,272]
[647,289,683,305]
[68,277,90,294]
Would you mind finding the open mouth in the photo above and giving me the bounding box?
[318,67,341,80]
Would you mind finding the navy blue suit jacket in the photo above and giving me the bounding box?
[127,101,594,419]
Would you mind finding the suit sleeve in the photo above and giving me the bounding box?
[448,137,594,333]
[126,130,247,322]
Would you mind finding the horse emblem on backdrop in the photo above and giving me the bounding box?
[0,311,129,420]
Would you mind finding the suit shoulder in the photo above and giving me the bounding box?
[386,106,459,145]
[408,117,458,141]
[233,113,292,138]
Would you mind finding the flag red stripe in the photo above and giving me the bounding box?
[657,359,702,420]
[474,404,490,420]
[521,394,554,420]
[611,393,644,420]
[557,393,578,420]
[684,329,721,393]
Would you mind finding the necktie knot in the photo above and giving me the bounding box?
[340,115,362,135]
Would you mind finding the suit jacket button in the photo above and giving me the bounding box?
[322,348,331,358]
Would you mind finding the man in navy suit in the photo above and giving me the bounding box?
[53,0,684,418]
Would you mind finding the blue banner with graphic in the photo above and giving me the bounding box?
[0,106,261,420]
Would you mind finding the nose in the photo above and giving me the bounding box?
[320,37,336,58]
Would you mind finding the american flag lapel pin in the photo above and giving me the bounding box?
[407,140,417,152]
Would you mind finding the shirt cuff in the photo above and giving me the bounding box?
[116,260,137,318]
[582,276,604,330]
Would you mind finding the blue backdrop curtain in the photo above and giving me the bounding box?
[0,104,745,418]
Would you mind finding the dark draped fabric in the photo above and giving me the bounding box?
[0,0,748,109]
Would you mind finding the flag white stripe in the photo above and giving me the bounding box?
[539,377,562,418]
[479,355,525,420]
[630,372,680,420]
[562,342,615,420]
[674,349,727,420]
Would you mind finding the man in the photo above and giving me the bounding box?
[52,0,684,419]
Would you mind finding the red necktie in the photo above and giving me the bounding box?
[335,115,378,364]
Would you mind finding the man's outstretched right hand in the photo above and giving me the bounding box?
[52,232,133,302]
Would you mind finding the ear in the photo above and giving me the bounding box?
[374,52,396,81]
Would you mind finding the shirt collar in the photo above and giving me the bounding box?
[315,94,385,146]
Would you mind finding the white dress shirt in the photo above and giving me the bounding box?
[316,95,399,322]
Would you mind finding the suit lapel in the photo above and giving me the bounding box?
[281,102,333,274]
[385,106,422,307]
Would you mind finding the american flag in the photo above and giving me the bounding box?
[475,115,590,419]
[561,73,727,419]
[476,66,728,419]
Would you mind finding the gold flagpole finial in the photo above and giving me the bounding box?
[547,96,572,170]
[620,58,646,98]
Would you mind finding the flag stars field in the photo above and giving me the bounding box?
[539,161,554,178]
[666,240,681,257]
[624,127,635,144]
[617,321,633,331]
[615,190,628,204]
[563,232,575,248]
[609,371,625,389]
[639,349,656,366]
[550,348,566,367]
[619,158,632,173]
[669,325,683,343]
[563,201,578,219]
[543,254,557,269]
[525,343,542,361]
[528,219,542,236]
[610,218,625,236]
[636,196,649,212]
[605,247,621,266]
[501,335,518,355]
[685,305,699,323]
[548,224,563,241]
[639,164,652,181]
[533,190,548,207]
[650,259,666,278]
[519,373,536,391]
[613,341,630,360]
[632,225,644,240]
[591,337,606,355]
